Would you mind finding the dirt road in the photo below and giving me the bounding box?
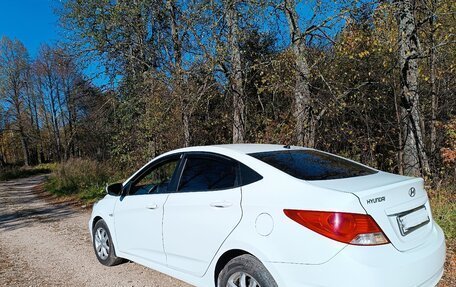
[0,175,191,287]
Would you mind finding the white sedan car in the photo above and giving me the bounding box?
[89,144,445,287]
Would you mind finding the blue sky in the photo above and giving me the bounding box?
[0,0,108,86]
[0,0,59,57]
[0,0,344,88]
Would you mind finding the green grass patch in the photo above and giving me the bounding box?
[0,163,55,181]
[78,185,107,202]
[45,159,121,204]
[429,184,456,242]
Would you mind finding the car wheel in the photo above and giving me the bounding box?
[218,254,278,287]
[92,219,124,266]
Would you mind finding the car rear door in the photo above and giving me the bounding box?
[163,153,242,277]
[114,155,181,265]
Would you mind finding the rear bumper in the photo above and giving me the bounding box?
[266,221,446,287]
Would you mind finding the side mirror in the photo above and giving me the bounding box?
[106,183,123,196]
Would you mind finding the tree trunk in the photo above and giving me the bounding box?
[38,85,53,162]
[25,82,39,165]
[429,2,437,158]
[18,126,30,166]
[167,0,191,147]
[13,97,30,166]
[56,84,69,160]
[283,0,314,147]
[64,77,76,157]
[49,83,62,161]
[394,89,404,175]
[396,0,430,176]
[226,0,245,144]
[33,95,44,164]
[182,111,190,147]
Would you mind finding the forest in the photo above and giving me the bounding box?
[0,0,455,184]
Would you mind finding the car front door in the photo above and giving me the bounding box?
[114,155,181,265]
[163,153,242,277]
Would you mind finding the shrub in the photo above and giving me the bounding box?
[46,158,117,202]
[0,164,53,181]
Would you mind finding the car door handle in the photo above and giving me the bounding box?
[210,201,233,208]
[146,204,159,210]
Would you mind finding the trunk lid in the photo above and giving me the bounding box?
[309,171,433,251]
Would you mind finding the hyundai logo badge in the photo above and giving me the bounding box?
[409,187,416,197]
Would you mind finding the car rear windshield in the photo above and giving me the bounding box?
[249,150,377,180]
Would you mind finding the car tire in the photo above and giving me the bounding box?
[217,254,278,287]
[92,219,124,266]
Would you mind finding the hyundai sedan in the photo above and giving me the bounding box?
[89,144,446,287]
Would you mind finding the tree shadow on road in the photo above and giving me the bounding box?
[0,176,79,231]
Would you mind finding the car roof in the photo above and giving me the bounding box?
[169,143,306,155]
[214,144,293,154]
[126,144,310,185]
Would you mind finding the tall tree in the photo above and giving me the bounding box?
[0,37,31,165]
[225,0,245,143]
[428,0,438,157]
[395,0,431,176]
[166,0,191,146]
[35,45,63,161]
[283,0,314,147]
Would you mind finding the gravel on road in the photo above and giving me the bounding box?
[0,175,191,287]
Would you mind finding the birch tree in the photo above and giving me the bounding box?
[395,0,430,176]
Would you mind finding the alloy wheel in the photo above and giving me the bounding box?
[227,271,261,287]
[94,227,110,260]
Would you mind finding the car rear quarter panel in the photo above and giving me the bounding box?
[265,223,445,287]
[222,170,366,265]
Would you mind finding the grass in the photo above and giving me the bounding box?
[429,184,456,243]
[429,184,456,287]
[45,158,121,204]
[0,163,55,181]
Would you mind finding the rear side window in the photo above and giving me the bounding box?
[240,163,263,185]
[178,156,237,192]
[249,150,377,180]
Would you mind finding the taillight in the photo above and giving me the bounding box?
[284,210,389,245]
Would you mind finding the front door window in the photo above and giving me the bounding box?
[129,159,179,195]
